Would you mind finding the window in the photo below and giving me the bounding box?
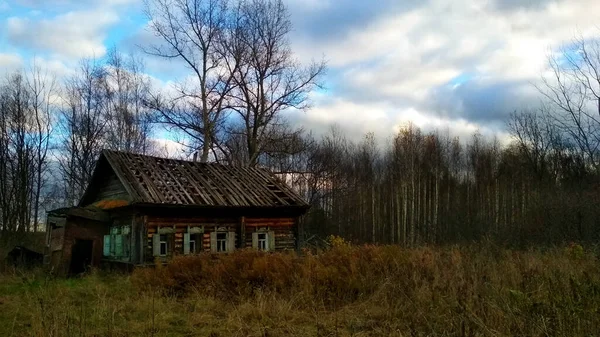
[159,234,168,256]
[153,231,173,257]
[258,233,267,250]
[210,231,235,253]
[189,236,196,253]
[216,232,227,252]
[252,231,274,251]
[104,226,130,258]
[184,233,202,254]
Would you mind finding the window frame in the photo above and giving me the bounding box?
[189,236,196,254]
[257,232,268,251]
[159,234,168,256]
[216,232,227,252]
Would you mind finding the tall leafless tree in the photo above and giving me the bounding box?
[537,33,600,171]
[225,0,325,166]
[58,59,108,205]
[0,66,55,233]
[144,0,234,162]
[104,47,153,154]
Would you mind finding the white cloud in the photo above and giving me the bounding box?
[151,137,187,158]
[14,0,139,8]
[0,53,23,76]
[287,0,600,141]
[2,0,600,145]
[5,9,120,59]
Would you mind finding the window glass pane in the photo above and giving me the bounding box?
[160,234,168,255]
[216,232,227,252]
[258,233,267,250]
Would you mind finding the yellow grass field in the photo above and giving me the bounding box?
[1,242,599,336]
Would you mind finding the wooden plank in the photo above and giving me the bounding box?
[244,217,295,223]
[203,164,246,206]
[98,149,308,209]
[172,162,212,205]
[239,216,245,249]
[182,161,226,205]
[146,215,237,222]
[138,156,183,204]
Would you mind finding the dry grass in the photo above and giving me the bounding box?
[1,243,599,336]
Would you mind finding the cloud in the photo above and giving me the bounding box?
[4,9,120,59]
[488,0,563,12]
[285,0,600,141]
[14,0,139,8]
[0,53,23,75]
[2,0,600,146]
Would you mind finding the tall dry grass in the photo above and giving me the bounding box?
[0,242,599,336]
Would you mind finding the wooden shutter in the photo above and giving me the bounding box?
[152,234,161,256]
[210,232,217,253]
[227,231,236,252]
[123,235,129,258]
[252,232,259,249]
[103,235,111,256]
[268,231,275,251]
[183,233,190,255]
[115,235,123,257]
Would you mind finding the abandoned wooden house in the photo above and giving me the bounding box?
[45,150,309,275]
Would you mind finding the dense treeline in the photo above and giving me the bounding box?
[280,124,600,246]
[280,35,600,246]
[0,0,599,246]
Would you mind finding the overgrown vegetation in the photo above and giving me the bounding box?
[1,243,599,336]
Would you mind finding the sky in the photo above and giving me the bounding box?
[1,0,599,147]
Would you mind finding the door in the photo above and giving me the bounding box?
[69,239,94,275]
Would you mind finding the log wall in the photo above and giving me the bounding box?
[143,215,297,262]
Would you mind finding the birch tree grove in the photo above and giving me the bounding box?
[276,122,600,247]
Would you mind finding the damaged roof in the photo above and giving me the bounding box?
[79,150,309,209]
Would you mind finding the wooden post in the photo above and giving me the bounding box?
[140,215,147,264]
[293,216,301,251]
[239,216,246,249]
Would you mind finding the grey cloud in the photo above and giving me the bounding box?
[489,0,563,12]
[288,0,425,41]
[425,79,541,124]
[14,0,136,7]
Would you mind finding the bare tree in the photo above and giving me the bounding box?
[0,67,55,233]
[143,0,234,162]
[508,108,559,181]
[537,33,600,171]
[226,0,325,167]
[58,59,108,205]
[104,47,153,154]
[26,64,56,231]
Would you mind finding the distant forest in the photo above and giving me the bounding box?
[1,0,599,246]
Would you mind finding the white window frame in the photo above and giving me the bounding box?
[159,234,168,256]
[216,232,227,252]
[210,230,235,253]
[189,236,196,254]
[258,232,268,251]
[252,230,275,251]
